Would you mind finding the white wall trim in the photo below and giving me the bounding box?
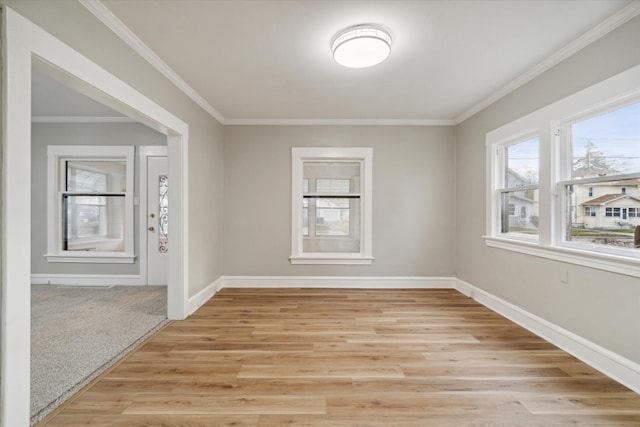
[186,277,223,315]
[224,118,455,126]
[454,1,640,124]
[31,274,144,286]
[32,115,134,123]
[43,254,136,264]
[455,278,640,394]
[221,276,456,289]
[79,0,225,124]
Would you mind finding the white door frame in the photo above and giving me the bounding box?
[139,146,169,285]
[1,8,190,426]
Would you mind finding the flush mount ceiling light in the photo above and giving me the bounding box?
[331,24,392,68]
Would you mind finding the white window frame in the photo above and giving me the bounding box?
[46,145,136,263]
[290,147,373,265]
[485,63,640,278]
[490,131,540,242]
[555,95,640,258]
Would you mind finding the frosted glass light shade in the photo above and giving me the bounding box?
[332,25,392,68]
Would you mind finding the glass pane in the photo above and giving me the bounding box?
[302,161,362,253]
[566,181,640,249]
[159,175,169,253]
[302,199,309,236]
[316,179,350,194]
[572,102,640,179]
[66,160,126,192]
[303,162,361,193]
[303,198,361,253]
[500,189,539,236]
[505,137,539,187]
[63,195,125,251]
[316,198,350,236]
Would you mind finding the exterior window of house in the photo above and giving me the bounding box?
[520,206,527,219]
[605,207,621,217]
[562,100,640,251]
[46,146,135,263]
[291,147,373,264]
[486,66,640,277]
[494,135,539,238]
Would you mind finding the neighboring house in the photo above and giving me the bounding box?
[580,193,640,228]
[506,169,538,229]
[574,179,640,228]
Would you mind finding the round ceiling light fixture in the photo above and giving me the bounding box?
[331,24,392,68]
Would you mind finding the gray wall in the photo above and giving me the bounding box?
[3,0,225,297]
[455,15,640,363]
[31,122,165,275]
[224,125,455,276]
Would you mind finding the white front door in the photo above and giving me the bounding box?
[146,156,169,285]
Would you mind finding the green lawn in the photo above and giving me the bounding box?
[571,228,634,238]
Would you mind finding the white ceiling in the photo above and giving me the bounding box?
[83,1,634,123]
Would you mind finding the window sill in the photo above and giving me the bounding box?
[484,236,640,278]
[45,253,136,264]
[290,254,374,265]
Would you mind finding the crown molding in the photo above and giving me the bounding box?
[454,1,640,125]
[224,118,455,126]
[79,0,225,124]
[32,116,136,123]
[82,0,640,128]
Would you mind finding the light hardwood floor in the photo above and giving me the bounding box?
[39,288,640,426]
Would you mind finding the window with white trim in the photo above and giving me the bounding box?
[493,134,540,239]
[486,64,640,277]
[584,206,597,217]
[560,100,640,251]
[291,147,373,264]
[46,146,135,263]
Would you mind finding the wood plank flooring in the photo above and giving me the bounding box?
[39,288,640,426]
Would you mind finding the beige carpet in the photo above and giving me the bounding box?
[30,285,168,425]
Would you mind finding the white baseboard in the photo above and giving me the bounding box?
[31,273,143,286]
[186,277,223,315]
[455,278,640,394]
[221,275,456,289]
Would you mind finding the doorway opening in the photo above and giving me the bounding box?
[30,62,171,423]
[2,8,190,425]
